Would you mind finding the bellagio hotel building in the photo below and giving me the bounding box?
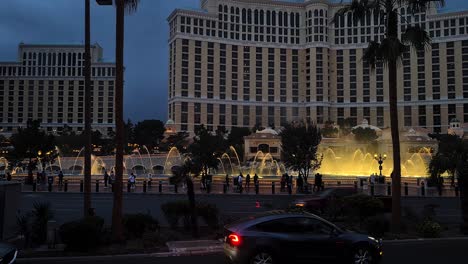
[168,0,468,134]
[0,43,115,136]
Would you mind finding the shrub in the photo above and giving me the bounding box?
[161,201,219,231]
[123,213,159,239]
[197,203,219,230]
[365,215,390,238]
[161,201,189,230]
[343,194,384,225]
[417,220,442,238]
[31,202,54,245]
[59,216,105,252]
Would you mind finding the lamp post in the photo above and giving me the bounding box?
[374,154,387,177]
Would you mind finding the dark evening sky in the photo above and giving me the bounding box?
[0,0,467,122]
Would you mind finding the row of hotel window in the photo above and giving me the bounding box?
[176,12,468,44]
[174,103,468,132]
[0,66,115,77]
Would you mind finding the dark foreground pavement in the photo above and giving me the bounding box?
[16,238,468,264]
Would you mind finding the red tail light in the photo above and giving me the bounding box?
[228,233,242,247]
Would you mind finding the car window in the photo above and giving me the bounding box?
[300,217,334,235]
[256,218,303,233]
[255,217,333,234]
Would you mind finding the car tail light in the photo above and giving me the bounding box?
[227,233,242,247]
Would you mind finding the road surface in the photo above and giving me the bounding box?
[16,238,468,264]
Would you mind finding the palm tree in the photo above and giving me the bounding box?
[333,0,445,233]
[112,0,140,242]
[95,0,140,241]
[83,0,92,218]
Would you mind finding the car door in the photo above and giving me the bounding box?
[299,217,339,263]
[255,217,312,263]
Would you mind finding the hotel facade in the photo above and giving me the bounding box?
[167,0,468,134]
[0,43,116,136]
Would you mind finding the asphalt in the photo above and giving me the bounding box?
[18,191,461,226]
[15,238,468,264]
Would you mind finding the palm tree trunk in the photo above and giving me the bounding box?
[388,10,401,234]
[186,177,199,238]
[112,0,125,242]
[389,59,401,234]
[460,162,468,234]
[83,0,92,218]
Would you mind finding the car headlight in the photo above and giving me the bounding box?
[368,236,377,242]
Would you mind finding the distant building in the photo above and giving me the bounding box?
[0,43,116,136]
[168,0,468,134]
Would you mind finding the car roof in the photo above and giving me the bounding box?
[225,210,335,232]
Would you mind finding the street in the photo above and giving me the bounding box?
[16,239,468,264]
[18,192,461,226]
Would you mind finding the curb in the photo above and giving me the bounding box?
[383,237,468,244]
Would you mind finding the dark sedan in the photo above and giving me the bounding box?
[224,211,382,264]
[0,242,17,264]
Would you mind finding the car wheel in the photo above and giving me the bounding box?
[250,251,274,264]
[353,246,373,264]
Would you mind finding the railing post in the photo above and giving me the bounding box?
[404,182,408,196]
[48,182,52,192]
[272,182,275,194]
[354,181,358,192]
[127,182,131,193]
[148,179,152,189]
[370,183,375,196]
[421,184,425,197]
[95,180,99,193]
[159,181,163,193]
[174,184,178,193]
[64,180,68,192]
[455,186,459,197]
[33,180,37,192]
[387,182,391,196]
[80,180,84,193]
[143,180,147,193]
[223,183,227,194]
[255,183,259,195]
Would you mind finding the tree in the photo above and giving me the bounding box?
[352,127,378,143]
[227,127,251,161]
[334,0,445,233]
[111,0,140,242]
[321,121,339,138]
[337,117,355,136]
[133,120,165,150]
[9,120,56,183]
[280,120,322,183]
[189,125,224,176]
[428,134,468,234]
[160,132,190,153]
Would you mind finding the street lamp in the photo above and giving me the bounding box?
[374,154,387,177]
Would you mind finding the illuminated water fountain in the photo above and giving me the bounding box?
[164,147,182,174]
[318,147,431,177]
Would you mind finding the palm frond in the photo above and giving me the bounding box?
[332,0,381,25]
[399,0,445,15]
[362,41,382,69]
[123,0,139,14]
[401,25,431,50]
[379,37,408,63]
[363,38,407,69]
